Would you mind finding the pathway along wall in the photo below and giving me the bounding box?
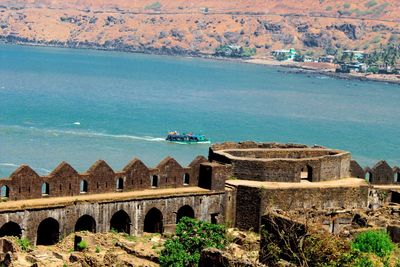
[209,142,351,182]
[0,192,225,245]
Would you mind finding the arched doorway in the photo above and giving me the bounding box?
[0,185,9,199]
[365,172,372,183]
[80,180,88,193]
[41,183,49,196]
[300,165,313,182]
[0,222,22,238]
[144,208,163,233]
[116,178,124,191]
[176,205,195,223]
[37,217,59,245]
[183,173,190,185]
[110,210,131,234]
[75,215,96,233]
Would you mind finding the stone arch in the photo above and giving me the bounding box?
[110,210,131,234]
[176,205,195,223]
[151,175,158,187]
[80,180,88,193]
[0,221,22,238]
[144,208,163,233]
[116,178,124,191]
[300,165,313,182]
[75,215,96,233]
[36,217,59,245]
[41,182,49,196]
[183,173,190,185]
[0,185,9,199]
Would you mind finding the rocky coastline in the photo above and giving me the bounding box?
[1,35,399,85]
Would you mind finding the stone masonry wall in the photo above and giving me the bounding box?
[0,156,225,201]
[350,160,400,185]
[0,192,225,244]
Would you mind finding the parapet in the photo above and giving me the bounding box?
[209,142,351,182]
[0,156,225,201]
[350,159,400,185]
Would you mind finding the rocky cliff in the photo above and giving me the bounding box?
[0,0,399,56]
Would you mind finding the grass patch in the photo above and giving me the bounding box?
[144,2,161,11]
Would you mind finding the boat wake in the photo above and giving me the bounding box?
[0,125,165,142]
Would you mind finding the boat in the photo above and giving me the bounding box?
[165,131,210,144]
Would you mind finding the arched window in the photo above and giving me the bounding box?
[183,173,190,185]
[0,185,9,199]
[80,180,88,193]
[116,178,124,191]
[365,172,372,183]
[41,183,49,196]
[151,175,158,188]
[37,217,59,245]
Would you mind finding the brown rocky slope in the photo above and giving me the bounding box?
[0,0,399,57]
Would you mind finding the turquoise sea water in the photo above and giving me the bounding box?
[0,44,399,177]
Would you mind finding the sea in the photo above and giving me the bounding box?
[0,44,399,177]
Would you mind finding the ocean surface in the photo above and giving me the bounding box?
[0,44,399,177]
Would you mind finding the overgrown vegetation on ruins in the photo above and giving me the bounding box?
[159,217,227,267]
[261,214,400,267]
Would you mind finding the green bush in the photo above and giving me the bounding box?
[77,240,88,251]
[144,2,161,11]
[95,245,101,253]
[365,0,378,8]
[343,3,351,9]
[326,6,333,11]
[352,230,394,258]
[17,238,30,251]
[159,217,227,267]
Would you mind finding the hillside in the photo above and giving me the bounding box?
[0,0,399,57]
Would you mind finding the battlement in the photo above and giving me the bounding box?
[350,160,400,185]
[0,156,227,201]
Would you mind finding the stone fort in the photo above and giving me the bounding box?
[0,141,398,246]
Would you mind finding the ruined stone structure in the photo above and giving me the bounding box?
[0,156,227,245]
[0,141,399,246]
[209,142,351,182]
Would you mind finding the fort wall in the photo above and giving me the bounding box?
[350,160,400,185]
[0,156,227,201]
[0,191,225,244]
[209,142,351,182]
[231,180,369,231]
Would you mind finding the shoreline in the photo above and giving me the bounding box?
[1,38,399,85]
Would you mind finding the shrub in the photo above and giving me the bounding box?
[159,217,227,267]
[77,240,88,251]
[17,238,30,251]
[351,230,394,258]
[144,2,161,11]
[326,6,333,11]
[95,245,101,253]
[365,0,378,8]
[343,3,351,9]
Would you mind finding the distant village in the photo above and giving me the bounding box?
[271,46,400,74]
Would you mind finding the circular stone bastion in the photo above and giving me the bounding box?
[209,142,351,182]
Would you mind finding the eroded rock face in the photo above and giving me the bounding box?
[335,24,357,40]
[0,0,397,57]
